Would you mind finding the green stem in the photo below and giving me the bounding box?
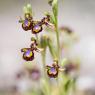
[35,34,39,43]
[42,50,46,66]
[55,18,60,61]
[35,34,46,76]
[52,0,60,61]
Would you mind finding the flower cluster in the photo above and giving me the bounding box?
[19,4,78,79]
[19,13,50,34]
[17,1,80,95]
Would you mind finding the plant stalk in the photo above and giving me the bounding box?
[53,0,60,61]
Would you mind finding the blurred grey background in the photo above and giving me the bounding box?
[0,0,95,92]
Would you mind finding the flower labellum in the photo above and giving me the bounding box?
[21,49,34,61]
[22,19,32,31]
[19,13,33,31]
[47,67,58,78]
[46,63,60,78]
[32,21,43,34]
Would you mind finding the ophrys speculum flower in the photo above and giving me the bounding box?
[21,38,43,61]
[22,19,32,31]
[21,48,34,61]
[19,13,33,31]
[31,21,43,34]
[46,60,60,78]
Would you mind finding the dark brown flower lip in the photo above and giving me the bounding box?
[19,13,33,31]
[23,49,34,61]
[32,25,43,34]
[22,20,32,31]
[22,15,32,29]
[21,47,35,61]
[21,47,34,61]
[46,62,60,78]
[46,67,59,78]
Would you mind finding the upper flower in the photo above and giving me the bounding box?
[19,6,54,34]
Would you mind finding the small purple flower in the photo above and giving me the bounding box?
[22,19,32,31]
[23,49,34,61]
[21,38,42,61]
[46,61,60,78]
[19,13,32,31]
[32,22,42,34]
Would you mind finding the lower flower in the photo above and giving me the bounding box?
[46,62,60,78]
